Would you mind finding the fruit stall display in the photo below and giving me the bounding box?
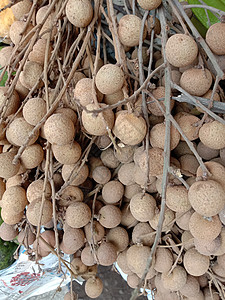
[0,0,225,299]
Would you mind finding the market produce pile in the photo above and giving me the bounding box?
[0,0,225,299]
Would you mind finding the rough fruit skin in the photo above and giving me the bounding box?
[165,34,198,68]
[150,123,180,150]
[161,266,187,291]
[20,144,44,169]
[99,205,122,228]
[118,15,147,47]
[180,68,212,96]
[102,180,124,204]
[62,227,85,254]
[52,142,81,165]
[206,23,225,55]
[44,113,75,145]
[199,121,225,150]
[179,275,200,298]
[0,152,20,179]
[2,185,28,214]
[126,245,151,274]
[23,98,46,126]
[166,185,191,213]
[132,222,155,246]
[154,248,173,273]
[97,242,117,266]
[95,64,124,95]
[85,277,103,299]
[66,0,93,28]
[189,212,222,241]
[65,202,91,228]
[113,111,147,146]
[176,115,199,142]
[26,198,53,226]
[137,0,161,10]
[19,61,43,90]
[130,192,156,222]
[188,180,225,217]
[183,248,210,276]
[0,87,20,117]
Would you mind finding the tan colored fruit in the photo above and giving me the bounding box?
[199,121,225,150]
[19,61,43,90]
[64,291,77,300]
[131,46,149,65]
[176,209,194,231]
[66,202,91,228]
[82,103,114,136]
[124,183,142,199]
[28,39,53,66]
[161,266,187,291]
[95,64,124,95]
[44,113,75,145]
[99,205,122,228]
[165,34,198,68]
[149,206,175,232]
[62,227,85,253]
[73,71,86,86]
[15,78,29,100]
[113,111,147,146]
[137,0,161,10]
[206,23,225,55]
[23,98,46,126]
[84,221,105,244]
[85,277,103,299]
[92,166,111,184]
[166,185,191,213]
[176,114,199,141]
[36,5,56,39]
[9,21,34,49]
[179,275,200,298]
[116,249,133,275]
[162,70,181,90]
[71,257,87,275]
[2,185,28,214]
[104,89,124,105]
[66,0,93,28]
[61,163,89,186]
[189,212,222,241]
[154,248,173,273]
[1,209,23,225]
[132,222,155,246]
[126,244,151,275]
[97,241,117,266]
[194,235,221,256]
[0,152,20,179]
[204,288,220,300]
[130,192,156,222]
[174,141,196,158]
[52,142,81,165]
[118,163,135,186]
[11,0,32,19]
[81,246,96,266]
[100,148,119,169]
[183,248,210,276]
[196,89,220,113]
[127,273,139,289]
[179,154,199,176]
[74,78,103,106]
[6,117,39,146]
[150,123,180,150]
[118,15,147,47]
[0,222,18,241]
[120,203,138,228]
[147,86,174,116]
[106,226,129,252]
[102,180,124,204]
[59,186,83,207]
[0,46,13,67]
[38,230,56,252]
[20,144,44,169]
[26,198,53,226]
[180,68,212,96]
[26,179,51,203]
[115,145,134,164]
[197,141,219,160]
[188,180,225,217]
[0,87,20,117]
[82,54,104,77]
[17,227,35,247]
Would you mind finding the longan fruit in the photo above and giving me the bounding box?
[199,120,225,150]
[0,152,20,179]
[92,166,111,184]
[106,226,129,252]
[28,39,53,66]
[20,144,44,169]
[113,111,147,146]
[85,277,103,299]
[2,185,28,214]
[166,185,191,213]
[19,61,43,90]
[36,5,57,39]
[127,273,140,289]
[124,183,142,200]
[97,241,117,266]
[137,0,161,10]
[154,248,173,273]
[162,70,181,90]
[120,203,138,228]
[100,148,120,169]
[183,248,210,276]
[118,163,135,186]
[206,23,225,55]
[161,266,187,291]
[176,209,194,231]
[61,163,89,186]
[188,180,225,217]
[26,198,53,226]
[81,246,96,266]
[23,98,46,126]
[194,235,221,256]
[26,179,51,203]
[197,141,219,160]
[65,202,91,228]
[71,257,87,275]
[0,87,20,117]
[150,123,180,150]
[11,0,32,20]
[179,154,199,176]
[1,209,24,225]
[64,291,77,300]
[15,78,29,100]
[147,86,174,116]
[176,114,200,141]
[52,142,81,165]
[131,46,149,65]
[62,227,85,254]
[95,64,125,95]
[102,180,124,204]
[165,34,198,68]
[180,68,212,96]
[0,222,18,241]
[132,222,155,246]
[82,54,103,77]
[0,178,6,200]
[118,15,147,47]
[59,185,83,207]
[115,145,134,164]
[130,192,156,222]
[99,205,122,228]
[82,103,114,136]
[104,89,124,105]
[149,207,175,232]
[84,221,105,244]
[9,21,34,49]
[116,249,133,275]
[66,0,93,28]
[44,113,75,145]
[179,275,200,298]
[0,46,13,67]
[189,212,222,241]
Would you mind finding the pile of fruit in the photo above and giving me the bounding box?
[0,0,225,299]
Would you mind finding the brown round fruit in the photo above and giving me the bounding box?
[199,121,225,150]
[206,23,225,55]
[85,277,103,299]
[66,0,93,28]
[23,98,46,126]
[130,192,156,222]
[183,248,210,276]
[65,202,91,228]
[26,198,53,226]
[0,152,20,179]
[52,142,81,165]
[99,205,122,228]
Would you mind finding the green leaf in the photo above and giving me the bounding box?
[187,0,225,29]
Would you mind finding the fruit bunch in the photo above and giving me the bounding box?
[0,0,225,299]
